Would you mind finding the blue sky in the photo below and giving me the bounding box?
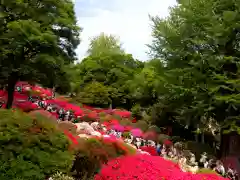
[73,0,176,61]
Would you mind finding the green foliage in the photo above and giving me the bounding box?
[87,32,124,56]
[131,104,142,118]
[147,0,240,132]
[70,53,143,108]
[0,109,74,180]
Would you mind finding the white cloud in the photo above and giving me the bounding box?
[75,0,176,61]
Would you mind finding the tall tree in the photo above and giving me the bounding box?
[87,32,124,56]
[0,0,80,108]
[149,0,240,131]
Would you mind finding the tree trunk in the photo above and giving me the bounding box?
[6,74,18,109]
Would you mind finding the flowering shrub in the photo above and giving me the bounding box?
[73,136,137,160]
[0,109,74,180]
[95,154,181,180]
[94,154,229,180]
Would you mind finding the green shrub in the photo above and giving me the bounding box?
[0,109,74,180]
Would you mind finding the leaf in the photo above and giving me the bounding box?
[223,11,237,22]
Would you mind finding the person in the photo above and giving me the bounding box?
[214,160,225,177]
[199,152,208,168]
[46,105,53,112]
[226,166,239,180]
[28,96,34,103]
[161,145,167,158]
[156,143,161,155]
[68,112,74,121]
[15,86,22,92]
[65,110,71,121]
[58,108,65,121]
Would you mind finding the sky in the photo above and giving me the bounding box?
[74,0,177,61]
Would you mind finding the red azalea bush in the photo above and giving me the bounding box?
[94,154,229,180]
[139,146,158,156]
[94,154,180,180]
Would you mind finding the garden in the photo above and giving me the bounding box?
[0,82,232,180]
[0,108,229,180]
[1,0,240,179]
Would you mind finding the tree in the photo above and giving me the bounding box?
[0,0,81,108]
[87,32,124,56]
[71,53,144,109]
[149,0,240,131]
